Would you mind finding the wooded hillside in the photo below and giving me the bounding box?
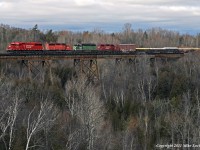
[0,24,200,150]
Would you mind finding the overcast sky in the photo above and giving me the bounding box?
[0,0,200,34]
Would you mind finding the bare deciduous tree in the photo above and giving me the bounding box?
[25,99,58,150]
[65,76,105,150]
[0,80,22,150]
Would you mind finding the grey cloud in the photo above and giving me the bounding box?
[115,0,199,6]
[0,0,200,34]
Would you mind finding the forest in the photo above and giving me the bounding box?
[0,23,200,150]
[1,23,200,50]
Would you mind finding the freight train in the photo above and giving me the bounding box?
[6,42,182,54]
[6,42,136,52]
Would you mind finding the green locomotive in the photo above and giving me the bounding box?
[73,43,96,51]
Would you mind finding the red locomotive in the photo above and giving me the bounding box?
[7,42,43,51]
[97,44,136,51]
[45,43,72,51]
[97,44,116,51]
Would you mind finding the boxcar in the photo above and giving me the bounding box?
[117,44,136,51]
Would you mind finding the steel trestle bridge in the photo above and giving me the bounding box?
[0,50,187,81]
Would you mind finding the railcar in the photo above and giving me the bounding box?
[135,47,182,54]
[73,44,82,50]
[45,43,72,51]
[117,44,136,51]
[73,43,96,51]
[97,44,116,51]
[7,42,43,51]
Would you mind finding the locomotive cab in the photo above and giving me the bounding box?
[6,42,24,51]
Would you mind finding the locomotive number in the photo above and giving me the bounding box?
[26,45,32,48]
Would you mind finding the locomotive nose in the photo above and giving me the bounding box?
[6,45,12,50]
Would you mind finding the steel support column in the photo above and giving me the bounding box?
[20,60,51,80]
[74,59,99,81]
[115,58,136,64]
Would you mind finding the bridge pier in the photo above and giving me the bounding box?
[19,60,52,82]
[115,58,136,65]
[74,59,99,81]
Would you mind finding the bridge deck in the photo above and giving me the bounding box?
[0,52,184,60]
